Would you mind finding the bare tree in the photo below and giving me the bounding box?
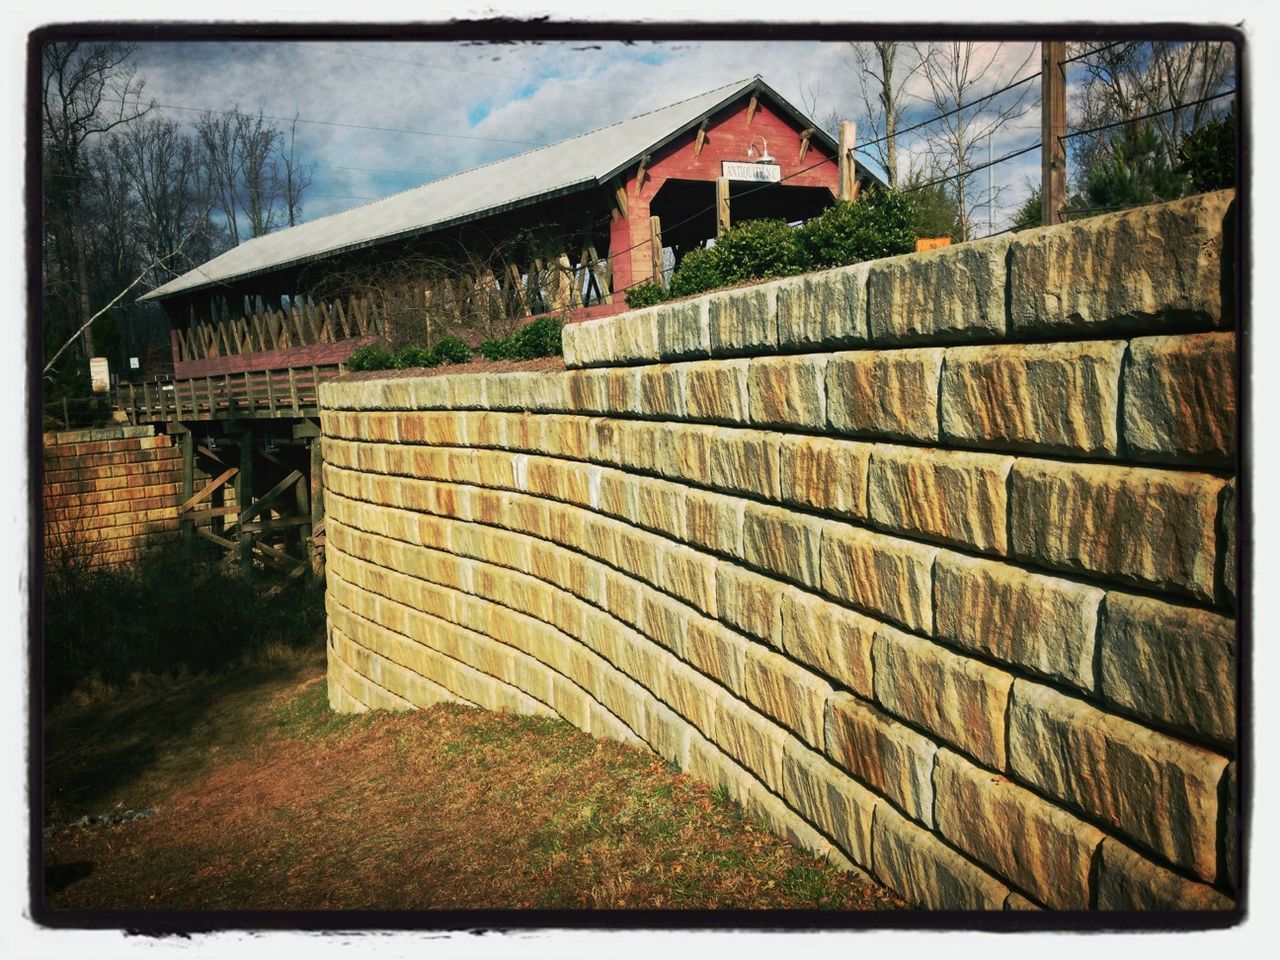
[279,112,314,227]
[908,41,1037,240]
[849,42,924,189]
[195,111,244,244]
[236,110,282,238]
[796,77,839,139]
[42,42,151,356]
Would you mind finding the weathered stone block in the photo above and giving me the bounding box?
[934,748,1103,909]
[653,299,710,360]
[708,282,778,356]
[867,234,1011,345]
[632,476,687,541]
[940,341,1126,457]
[1009,190,1234,336]
[672,426,780,501]
[779,587,875,699]
[742,502,822,589]
[685,488,744,557]
[1099,590,1236,745]
[872,802,1010,910]
[826,347,945,442]
[1223,761,1238,892]
[782,738,877,868]
[776,262,869,350]
[658,545,717,618]
[683,618,749,693]
[1220,479,1236,608]
[825,691,937,826]
[715,562,783,645]
[743,645,831,746]
[1122,332,1236,467]
[778,434,871,520]
[662,662,721,740]
[868,445,1012,554]
[1096,838,1235,910]
[873,625,1013,770]
[639,364,685,418]
[565,369,609,413]
[1009,459,1225,603]
[933,552,1101,691]
[682,359,750,423]
[748,355,827,429]
[713,690,788,792]
[1008,679,1229,881]
[819,521,936,634]
[602,367,641,415]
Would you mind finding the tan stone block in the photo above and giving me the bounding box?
[782,738,877,868]
[671,425,781,500]
[742,502,821,589]
[934,552,1101,692]
[819,521,936,634]
[715,562,783,644]
[1224,761,1238,891]
[708,283,778,356]
[663,662,722,740]
[1003,893,1041,910]
[601,367,641,415]
[646,697,692,766]
[743,645,831,746]
[683,618,749,693]
[872,802,1010,910]
[545,415,591,460]
[778,434,871,521]
[685,488,744,557]
[682,359,750,423]
[826,347,944,442]
[940,340,1126,457]
[603,572,643,626]
[867,234,1011,345]
[616,524,662,587]
[868,445,1012,554]
[565,369,609,412]
[713,690,788,792]
[874,625,1013,770]
[776,262,869,350]
[934,748,1104,909]
[1010,190,1234,336]
[779,587,875,699]
[1010,459,1224,603]
[659,545,717,617]
[640,591,688,658]
[633,476,687,541]
[615,420,668,474]
[825,691,937,826]
[1099,591,1236,744]
[654,299,711,360]
[748,355,828,429]
[1123,332,1236,467]
[1096,837,1235,910]
[639,365,685,418]
[1008,678,1229,881]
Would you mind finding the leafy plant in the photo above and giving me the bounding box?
[476,315,565,361]
[428,335,471,366]
[624,281,669,309]
[345,343,395,371]
[796,190,917,268]
[390,345,434,369]
[1177,109,1236,193]
[1084,122,1190,209]
[668,246,724,299]
[476,338,511,361]
[708,218,807,284]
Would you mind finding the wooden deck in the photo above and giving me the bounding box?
[115,364,346,424]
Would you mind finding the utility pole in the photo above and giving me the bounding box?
[838,121,858,201]
[1041,40,1067,225]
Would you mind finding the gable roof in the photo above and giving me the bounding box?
[142,75,868,302]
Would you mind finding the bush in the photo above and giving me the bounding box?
[668,246,724,299]
[345,343,395,371]
[476,315,565,361]
[1177,110,1236,193]
[797,191,917,269]
[476,338,511,361]
[428,335,471,366]
[390,345,434,369]
[624,281,669,309]
[709,218,808,284]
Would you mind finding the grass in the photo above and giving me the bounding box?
[42,652,909,912]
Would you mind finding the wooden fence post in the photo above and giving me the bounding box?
[716,177,731,236]
[1041,40,1067,226]
[838,121,858,202]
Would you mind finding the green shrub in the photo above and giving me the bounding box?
[476,338,511,361]
[345,343,395,371]
[391,345,434,369]
[709,218,808,284]
[625,281,669,309]
[475,315,565,361]
[797,191,917,269]
[428,335,472,366]
[1177,109,1236,193]
[668,246,724,298]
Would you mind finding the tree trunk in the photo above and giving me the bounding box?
[71,182,96,358]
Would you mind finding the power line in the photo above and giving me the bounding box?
[1063,40,1133,64]
[901,141,1041,193]
[1060,88,1236,142]
[103,97,539,146]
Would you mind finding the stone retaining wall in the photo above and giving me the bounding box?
[43,425,182,569]
[317,190,1240,911]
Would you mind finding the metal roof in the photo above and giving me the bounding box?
[142,75,862,302]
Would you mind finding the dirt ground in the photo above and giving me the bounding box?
[41,650,907,913]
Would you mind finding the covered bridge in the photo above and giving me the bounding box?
[141,75,879,380]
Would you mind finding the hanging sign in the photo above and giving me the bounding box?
[89,357,110,393]
[722,161,781,183]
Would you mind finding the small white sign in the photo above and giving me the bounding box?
[722,161,781,183]
[89,356,110,393]
[129,356,140,370]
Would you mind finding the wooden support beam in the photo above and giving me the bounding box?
[241,515,313,535]
[179,466,238,513]
[747,95,759,125]
[649,215,664,286]
[716,177,731,237]
[293,469,310,562]
[612,182,628,221]
[238,428,253,574]
[289,369,300,415]
[838,121,858,202]
[694,119,708,159]
[196,527,236,551]
[180,430,194,544]
[1041,40,1067,226]
[239,469,304,526]
[634,154,649,195]
[798,127,814,163]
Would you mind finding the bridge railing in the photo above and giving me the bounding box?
[114,364,347,423]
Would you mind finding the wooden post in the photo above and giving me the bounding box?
[649,215,664,286]
[289,368,300,415]
[838,121,858,202]
[309,437,325,576]
[180,429,194,545]
[127,382,136,425]
[716,177,731,236]
[61,397,70,430]
[294,469,310,563]
[1041,40,1067,226]
[206,377,215,417]
[238,428,253,575]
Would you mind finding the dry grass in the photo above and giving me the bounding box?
[42,652,908,912]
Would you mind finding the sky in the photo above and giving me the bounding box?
[121,37,1051,235]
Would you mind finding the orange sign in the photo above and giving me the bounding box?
[915,237,952,252]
